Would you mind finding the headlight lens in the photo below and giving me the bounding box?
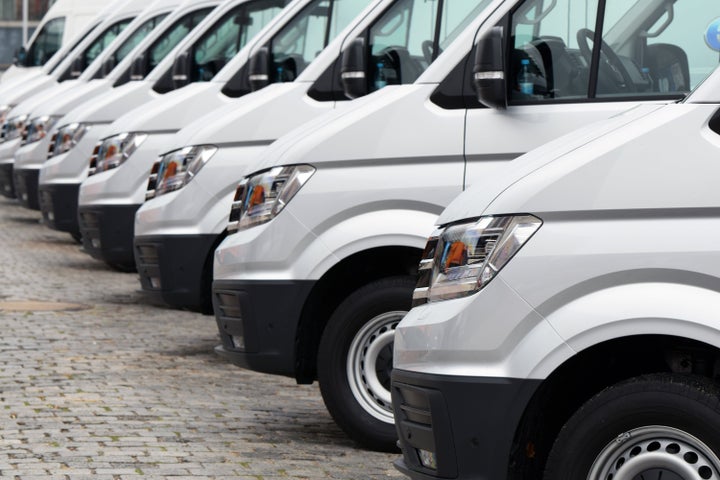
[91,132,147,175]
[413,215,542,305]
[24,115,61,144]
[49,123,90,158]
[151,145,218,198]
[0,105,14,127]
[227,165,316,232]
[2,114,28,142]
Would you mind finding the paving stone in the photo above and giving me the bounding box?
[0,199,403,479]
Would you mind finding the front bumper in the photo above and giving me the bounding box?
[212,279,315,378]
[0,162,15,198]
[392,369,540,480]
[78,204,138,270]
[134,234,219,312]
[38,183,80,235]
[13,167,39,209]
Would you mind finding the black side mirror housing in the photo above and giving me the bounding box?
[473,27,507,109]
[70,56,84,79]
[340,38,367,100]
[14,47,27,66]
[130,53,148,81]
[172,51,190,89]
[101,56,116,77]
[248,47,270,91]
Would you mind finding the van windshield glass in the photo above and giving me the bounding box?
[269,0,371,83]
[82,18,133,70]
[190,0,288,82]
[111,14,169,67]
[367,0,492,93]
[48,23,98,73]
[23,16,65,67]
[146,8,214,73]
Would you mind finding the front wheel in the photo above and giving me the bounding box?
[317,276,415,452]
[545,373,720,480]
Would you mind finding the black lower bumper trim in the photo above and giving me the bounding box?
[0,163,15,198]
[134,233,220,312]
[39,183,80,235]
[78,204,139,270]
[13,168,40,209]
[392,369,541,480]
[212,279,315,377]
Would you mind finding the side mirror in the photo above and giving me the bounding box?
[472,27,507,109]
[130,53,147,81]
[101,56,116,77]
[172,51,190,88]
[70,56,84,78]
[14,47,27,66]
[340,38,367,99]
[248,47,270,91]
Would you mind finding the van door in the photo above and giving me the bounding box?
[464,0,720,187]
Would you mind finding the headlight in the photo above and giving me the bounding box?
[24,115,61,144]
[49,123,90,158]
[0,105,13,126]
[151,145,218,198]
[413,215,542,305]
[227,164,316,232]
[90,132,147,175]
[2,114,28,142]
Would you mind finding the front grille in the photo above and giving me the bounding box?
[145,160,160,200]
[87,142,101,176]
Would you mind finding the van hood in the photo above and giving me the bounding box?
[437,103,668,225]
[108,82,219,135]
[22,79,111,119]
[7,80,82,118]
[173,82,310,149]
[246,85,431,174]
[59,81,150,127]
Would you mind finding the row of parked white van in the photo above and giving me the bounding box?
[4,0,720,477]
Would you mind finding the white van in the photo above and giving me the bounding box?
[14,0,288,212]
[129,0,489,313]
[211,0,720,452]
[391,60,720,480]
[2,0,110,83]
[36,0,226,239]
[0,0,151,199]
[43,0,310,253]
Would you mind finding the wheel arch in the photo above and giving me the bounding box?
[508,334,720,479]
[293,245,423,383]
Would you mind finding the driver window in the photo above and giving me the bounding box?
[25,17,65,67]
[191,0,286,82]
[269,0,369,83]
[112,14,167,68]
[147,9,213,73]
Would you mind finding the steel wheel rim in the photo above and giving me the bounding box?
[588,426,720,480]
[346,311,404,423]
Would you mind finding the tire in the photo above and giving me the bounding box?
[545,373,720,480]
[317,276,415,452]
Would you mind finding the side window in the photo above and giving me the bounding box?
[48,23,98,73]
[82,19,133,69]
[25,16,65,66]
[190,0,287,82]
[269,0,369,83]
[147,9,213,72]
[367,0,491,94]
[111,14,168,67]
[509,0,720,103]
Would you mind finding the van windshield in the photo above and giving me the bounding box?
[22,16,66,67]
[367,0,492,93]
[110,14,169,69]
[146,8,215,73]
[190,0,289,82]
[269,0,372,83]
[81,18,133,72]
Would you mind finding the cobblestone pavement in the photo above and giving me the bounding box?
[0,198,404,480]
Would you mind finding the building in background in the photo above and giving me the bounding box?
[0,0,53,70]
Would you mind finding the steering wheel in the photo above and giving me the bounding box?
[576,28,635,92]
